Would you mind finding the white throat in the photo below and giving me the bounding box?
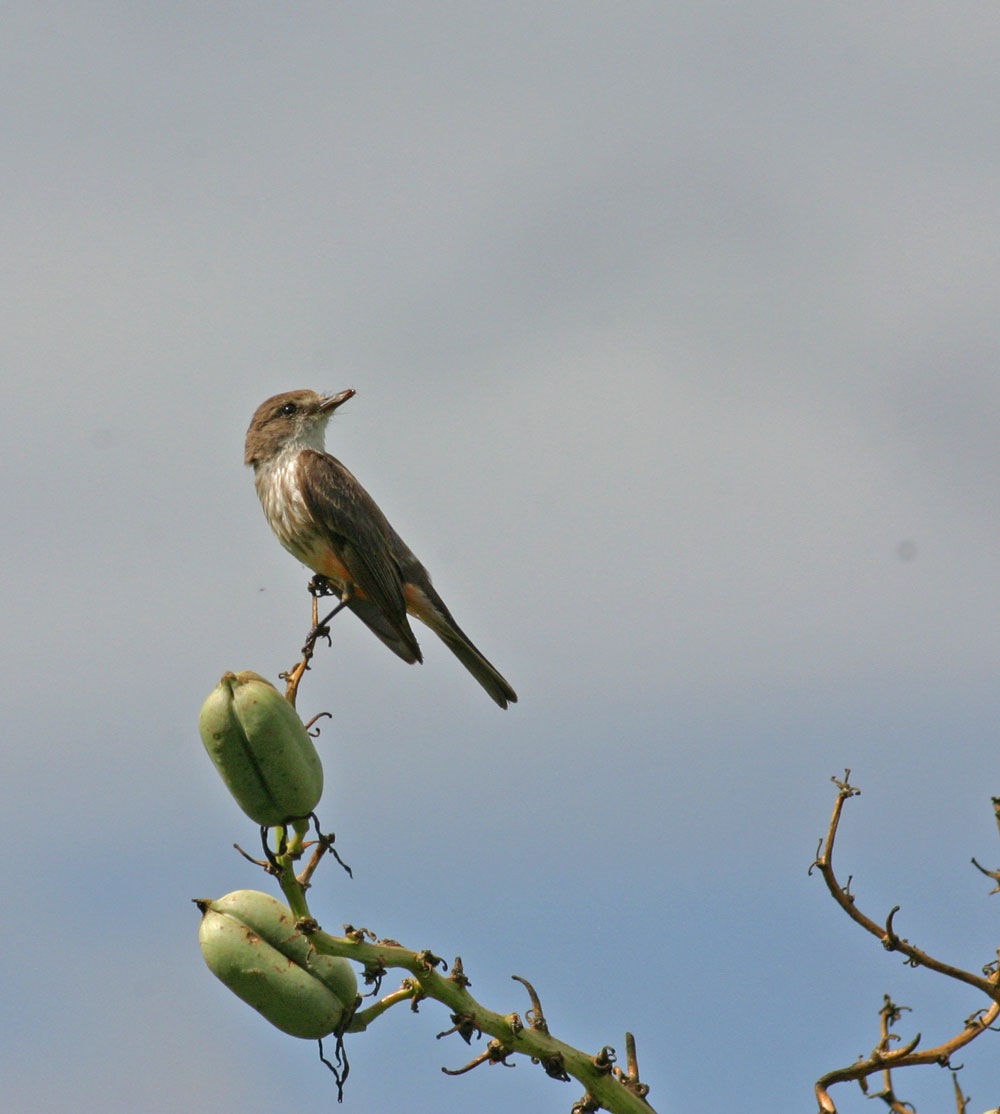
[287,417,329,455]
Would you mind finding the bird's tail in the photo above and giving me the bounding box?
[405,582,517,709]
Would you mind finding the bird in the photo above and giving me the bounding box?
[244,389,517,708]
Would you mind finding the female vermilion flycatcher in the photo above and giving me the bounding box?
[245,389,517,708]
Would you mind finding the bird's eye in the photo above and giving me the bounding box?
[279,402,297,416]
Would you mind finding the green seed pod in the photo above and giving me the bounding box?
[198,890,357,1039]
[198,671,324,826]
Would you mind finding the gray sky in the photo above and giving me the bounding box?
[4,5,1000,1112]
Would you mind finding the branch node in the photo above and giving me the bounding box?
[512,974,549,1032]
[592,1045,617,1074]
[436,1011,481,1044]
[342,924,376,942]
[895,1031,921,1058]
[809,835,824,875]
[360,962,387,997]
[232,842,271,869]
[881,906,902,950]
[531,1050,570,1082]
[449,956,471,988]
[303,710,332,735]
[613,1032,651,1100]
[830,768,860,797]
[415,949,447,973]
[442,1038,514,1076]
[970,855,1000,894]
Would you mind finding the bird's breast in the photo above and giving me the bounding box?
[252,452,338,575]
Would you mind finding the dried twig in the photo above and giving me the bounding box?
[811,773,1000,1113]
[283,575,346,706]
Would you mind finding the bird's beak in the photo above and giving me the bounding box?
[319,388,356,414]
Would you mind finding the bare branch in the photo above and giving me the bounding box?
[970,856,1000,894]
[813,780,1000,1112]
[816,999,998,1113]
[282,575,344,706]
[811,776,996,998]
[952,1069,968,1114]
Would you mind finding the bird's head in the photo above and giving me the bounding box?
[244,388,355,467]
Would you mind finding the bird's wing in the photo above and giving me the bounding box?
[297,449,420,658]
